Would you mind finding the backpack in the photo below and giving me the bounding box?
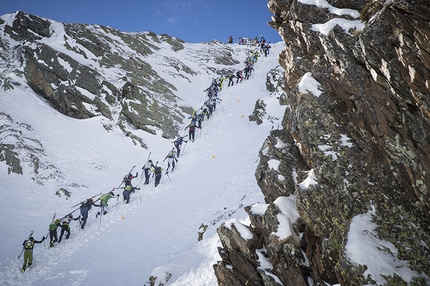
[49,221,58,230]
[25,239,34,249]
[154,166,161,175]
[123,175,131,185]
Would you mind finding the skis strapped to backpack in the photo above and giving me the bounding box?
[189,109,196,124]
[137,152,151,187]
[119,165,136,188]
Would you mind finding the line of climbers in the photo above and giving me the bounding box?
[227,35,271,57]
[19,39,272,273]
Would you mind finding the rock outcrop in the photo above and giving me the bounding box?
[215,0,430,285]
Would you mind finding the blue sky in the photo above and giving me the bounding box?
[1,0,281,43]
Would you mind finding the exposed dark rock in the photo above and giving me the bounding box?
[4,11,51,42]
[249,99,267,125]
[23,44,97,119]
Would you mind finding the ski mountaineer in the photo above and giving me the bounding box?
[218,76,226,90]
[236,70,243,83]
[80,198,97,229]
[173,136,187,158]
[244,64,252,80]
[260,35,265,43]
[96,190,116,216]
[164,150,178,173]
[124,172,138,188]
[185,122,200,142]
[210,95,221,112]
[206,99,214,118]
[122,172,140,204]
[228,73,236,87]
[58,213,80,243]
[153,164,163,187]
[200,106,209,121]
[123,185,135,204]
[48,219,61,248]
[142,160,155,185]
[196,113,203,129]
[21,235,45,272]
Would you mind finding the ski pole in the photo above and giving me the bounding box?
[43,230,49,249]
[99,206,102,225]
[182,142,187,156]
[18,247,24,259]
[166,172,172,183]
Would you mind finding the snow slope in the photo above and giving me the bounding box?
[0,40,286,285]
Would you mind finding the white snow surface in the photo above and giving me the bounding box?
[345,205,429,284]
[0,34,286,285]
[272,196,299,241]
[298,72,323,97]
[298,169,318,190]
[299,0,365,36]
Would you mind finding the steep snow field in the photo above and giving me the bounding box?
[0,39,286,285]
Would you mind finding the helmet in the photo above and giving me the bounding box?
[29,237,34,241]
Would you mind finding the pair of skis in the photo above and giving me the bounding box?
[71,193,102,209]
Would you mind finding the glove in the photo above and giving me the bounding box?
[117,194,120,197]
[135,172,138,177]
[42,236,46,240]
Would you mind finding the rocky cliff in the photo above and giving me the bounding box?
[214,0,430,285]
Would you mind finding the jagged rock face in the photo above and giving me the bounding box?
[215,0,430,285]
